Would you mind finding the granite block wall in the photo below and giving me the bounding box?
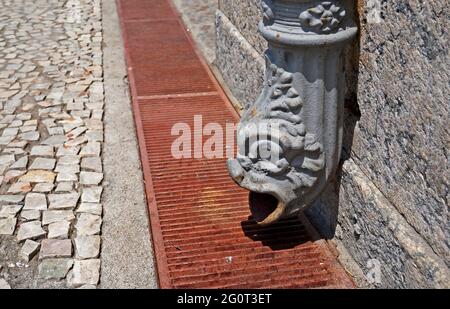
[215,0,449,288]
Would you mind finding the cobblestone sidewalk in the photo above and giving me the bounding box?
[0,0,104,288]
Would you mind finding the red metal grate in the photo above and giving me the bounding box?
[117,0,353,289]
[118,0,175,21]
[123,20,216,97]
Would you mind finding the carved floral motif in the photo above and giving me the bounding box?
[299,1,346,34]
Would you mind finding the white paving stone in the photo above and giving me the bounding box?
[2,127,19,136]
[80,156,102,172]
[3,170,26,183]
[32,182,54,193]
[24,193,47,210]
[21,210,41,221]
[38,258,73,280]
[17,221,46,241]
[42,210,75,225]
[55,164,80,173]
[40,239,72,259]
[68,259,101,287]
[76,203,102,216]
[30,145,53,157]
[56,146,80,157]
[29,157,56,170]
[79,141,101,157]
[75,236,101,259]
[0,205,23,218]
[0,154,15,166]
[55,182,74,192]
[0,217,17,235]
[19,131,40,141]
[48,220,71,239]
[0,136,15,145]
[81,186,103,203]
[0,195,25,204]
[80,172,103,185]
[75,213,102,236]
[56,171,78,182]
[42,135,67,145]
[58,155,80,165]
[7,182,32,194]
[10,156,28,169]
[48,193,80,210]
[19,170,56,183]
[19,239,41,262]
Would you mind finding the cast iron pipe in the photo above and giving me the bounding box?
[228,0,357,225]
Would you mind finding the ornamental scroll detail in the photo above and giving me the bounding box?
[236,63,325,191]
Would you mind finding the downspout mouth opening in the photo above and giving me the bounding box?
[249,191,286,226]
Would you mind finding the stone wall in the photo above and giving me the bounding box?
[215,0,449,288]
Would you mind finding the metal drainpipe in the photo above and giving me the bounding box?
[228,0,357,226]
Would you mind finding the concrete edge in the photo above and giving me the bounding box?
[100,0,158,289]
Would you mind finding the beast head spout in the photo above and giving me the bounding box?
[227,0,357,225]
[228,64,325,226]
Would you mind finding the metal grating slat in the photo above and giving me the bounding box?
[119,0,176,21]
[122,20,216,97]
[117,0,354,289]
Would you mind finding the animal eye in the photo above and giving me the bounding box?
[273,89,282,97]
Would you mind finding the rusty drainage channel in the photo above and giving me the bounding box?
[117,0,353,288]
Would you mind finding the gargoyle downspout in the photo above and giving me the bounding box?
[227,0,357,226]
